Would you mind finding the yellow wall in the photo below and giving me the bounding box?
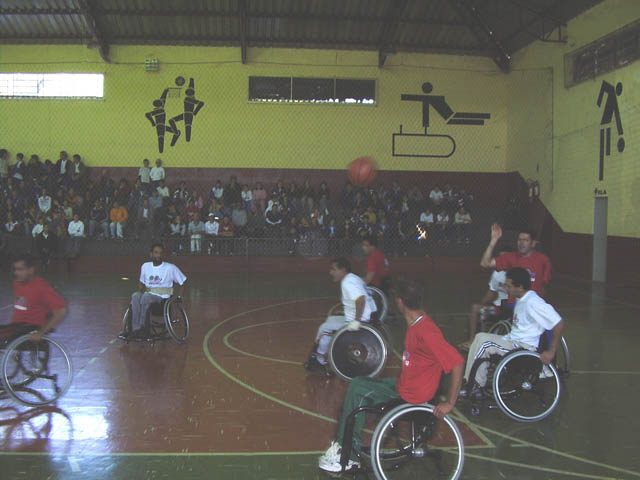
[509,0,640,238]
[0,45,507,172]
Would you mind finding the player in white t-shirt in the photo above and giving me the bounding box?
[461,267,564,394]
[305,258,377,375]
[459,246,512,350]
[123,243,187,338]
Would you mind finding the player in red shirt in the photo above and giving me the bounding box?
[1,254,66,345]
[362,236,390,292]
[480,223,551,296]
[318,279,463,473]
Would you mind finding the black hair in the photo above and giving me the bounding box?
[150,242,164,252]
[332,257,351,273]
[362,235,377,247]
[518,229,536,240]
[392,278,423,310]
[506,267,531,290]
[12,253,36,268]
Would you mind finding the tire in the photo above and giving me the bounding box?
[554,336,570,375]
[164,298,189,343]
[1,334,73,407]
[493,350,561,422]
[121,306,133,337]
[488,319,512,336]
[367,286,388,324]
[328,325,388,382]
[371,403,464,480]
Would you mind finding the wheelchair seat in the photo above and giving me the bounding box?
[119,297,189,345]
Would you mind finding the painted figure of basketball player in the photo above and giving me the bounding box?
[145,89,179,153]
[169,78,205,146]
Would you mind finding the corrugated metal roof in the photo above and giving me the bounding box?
[0,0,605,65]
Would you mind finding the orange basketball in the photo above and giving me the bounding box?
[348,157,378,187]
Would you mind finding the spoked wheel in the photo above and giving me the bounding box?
[371,403,464,480]
[327,303,344,317]
[493,350,561,422]
[367,286,389,324]
[328,325,388,382]
[1,335,73,407]
[164,298,189,343]
[120,306,133,340]
[488,319,512,336]
[553,337,570,375]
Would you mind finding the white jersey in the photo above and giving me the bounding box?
[139,262,187,298]
[488,270,508,306]
[341,273,376,323]
[505,290,561,349]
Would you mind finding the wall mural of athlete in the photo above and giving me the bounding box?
[146,77,206,153]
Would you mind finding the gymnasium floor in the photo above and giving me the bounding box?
[1,268,639,480]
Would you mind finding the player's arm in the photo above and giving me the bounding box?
[364,272,375,285]
[480,289,498,306]
[138,281,146,293]
[540,319,565,365]
[30,306,67,342]
[479,223,502,269]
[433,362,463,419]
[347,295,365,331]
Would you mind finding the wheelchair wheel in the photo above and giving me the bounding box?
[121,306,133,338]
[328,325,388,382]
[367,286,388,324]
[327,302,344,317]
[164,298,189,343]
[1,334,73,407]
[493,350,561,422]
[554,336,570,375]
[371,403,464,480]
[488,319,511,335]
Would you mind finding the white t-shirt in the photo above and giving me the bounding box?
[419,212,434,224]
[505,290,562,349]
[241,190,252,201]
[157,186,170,197]
[212,186,224,200]
[68,220,85,237]
[150,166,165,181]
[437,213,449,224]
[139,262,187,298]
[341,273,376,323]
[139,166,151,183]
[430,190,443,203]
[488,270,508,306]
[205,220,219,235]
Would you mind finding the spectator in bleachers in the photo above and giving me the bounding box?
[183,199,200,222]
[407,186,424,210]
[109,201,128,240]
[204,213,219,255]
[61,200,74,223]
[70,154,87,186]
[149,189,163,212]
[241,184,252,212]
[272,181,286,200]
[301,179,314,214]
[169,215,186,254]
[189,189,204,210]
[252,183,267,215]
[66,213,84,257]
[27,155,43,183]
[12,153,26,181]
[419,207,435,234]
[436,209,451,244]
[429,185,444,207]
[4,212,19,236]
[88,198,109,239]
[219,215,235,254]
[56,151,70,179]
[265,200,284,235]
[225,176,242,206]
[114,179,131,205]
[188,212,205,253]
[0,149,9,182]
[173,181,189,208]
[454,207,472,245]
[136,198,153,239]
[211,180,224,201]
[38,188,52,215]
[231,202,248,236]
[139,158,151,192]
[36,223,57,271]
[26,208,41,237]
[150,158,165,188]
[157,179,170,199]
[317,181,329,213]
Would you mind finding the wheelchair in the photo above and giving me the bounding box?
[339,398,465,479]
[367,286,389,324]
[0,329,73,407]
[120,296,189,345]
[465,331,565,422]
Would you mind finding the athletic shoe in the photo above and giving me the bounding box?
[539,365,555,379]
[459,383,484,399]
[318,441,359,473]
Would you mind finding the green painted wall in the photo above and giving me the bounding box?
[509,0,640,238]
[0,45,507,172]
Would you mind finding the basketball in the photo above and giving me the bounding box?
[348,157,378,187]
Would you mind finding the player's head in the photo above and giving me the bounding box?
[505,267,531,298]
[12,254,36,282]
[150,243,164,265]
[393,279,423,313]
[329,257,351,283]
[517,229,536,255]
[143,158,149,166]
[362,235,377,254]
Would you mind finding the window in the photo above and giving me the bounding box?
[249,76,375,104]
[0,73,104,98]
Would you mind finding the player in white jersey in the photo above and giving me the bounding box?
[305,258,376,375]
[121,243,187,339]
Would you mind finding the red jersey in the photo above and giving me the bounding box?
[495,250,551,295]
[12,277,65,327]
[367,248,389,287]
[396,312,463,404]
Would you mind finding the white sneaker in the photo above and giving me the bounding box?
[539,365,555,379]
[318,441,359,473]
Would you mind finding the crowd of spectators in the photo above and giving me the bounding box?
[0,148,477,263]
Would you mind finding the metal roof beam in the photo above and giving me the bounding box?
[377,0,410,67]
[78,0,110,63]
[501,0,567,45]
[449,0,510,72]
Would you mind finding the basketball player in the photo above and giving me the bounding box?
[362,235,391,293]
